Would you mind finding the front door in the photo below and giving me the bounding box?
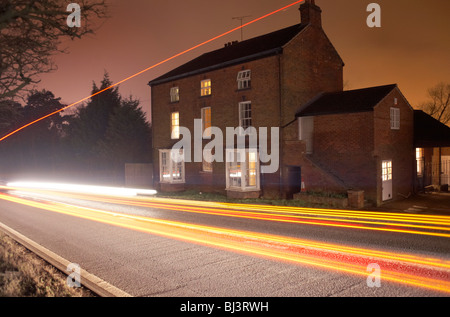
[382,160,393,201]
[286,166,302,199]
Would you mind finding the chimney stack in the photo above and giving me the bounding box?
[300,0,322,27]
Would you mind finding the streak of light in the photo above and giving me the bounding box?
[5,181,156,197]
[5,185,449,239]
[0,0,303,143]
[0,192,449,294]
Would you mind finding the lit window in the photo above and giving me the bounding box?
[226,149,259,191]
[237,70,251,90]
[416,148,424,176]
[382,161,392,181]
[239,101,252,130]
[201,79,211,96]
[202,148,213,173]
[201,107,212,139]
[159,149,185,184]
[390,108,400,130]
[170,87,179,102]
[171,112,180,139]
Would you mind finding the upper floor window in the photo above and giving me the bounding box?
[239,101,252,130]
[201,107,212,139]
[170,87,179,103]
[171,112,180,139]
[237,70,251,90]
[390,107,400,130]
[201,79,211,96]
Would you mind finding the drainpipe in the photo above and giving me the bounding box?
[278,54,283,199]
[439,147,442,188]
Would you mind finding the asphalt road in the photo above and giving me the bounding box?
[0,189,449,298]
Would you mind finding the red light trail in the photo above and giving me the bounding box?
[0,191,449,294]
[0,0,303,143]
[5,184,449,239]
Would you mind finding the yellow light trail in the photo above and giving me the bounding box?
[5,185,449,239]
[0,192,449,294]
[0,0,303,143]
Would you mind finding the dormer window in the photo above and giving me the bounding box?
[237,70,251,90]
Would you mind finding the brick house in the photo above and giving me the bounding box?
[148,0,435,206]
[294,84,415,206]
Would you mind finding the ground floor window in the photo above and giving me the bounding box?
[226,149,259,191]
[159,149,185,183]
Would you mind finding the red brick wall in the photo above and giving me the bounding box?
[373,88,415,205]
[281,25,344,141]
[279,25,345,198]
[311,111,377,199]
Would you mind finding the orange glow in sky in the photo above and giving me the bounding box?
[0,0,303,143]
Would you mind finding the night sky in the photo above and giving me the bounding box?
[37,0,450,122]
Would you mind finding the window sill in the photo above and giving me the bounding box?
[160,181,185,184]
[226,187,260,192]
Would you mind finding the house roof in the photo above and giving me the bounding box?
[414,110,450,148]
[295,84,398,117]
[148,23,308,86]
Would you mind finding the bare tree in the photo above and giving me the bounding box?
[0,0,107,100]
[420,82,450,126]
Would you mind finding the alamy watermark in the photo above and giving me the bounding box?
[367,3,381,28]
[366,263,381,288]
[67,263,81,288]
[66,3,81,28]
[170,119,280,174]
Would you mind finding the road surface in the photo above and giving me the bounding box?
[0,185,449,299]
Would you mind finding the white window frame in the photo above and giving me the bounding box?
[225,148,260,191]
[170,87,179,103]
[237,70,251,90]
[390,107,400,130]
[171,112,180,139]
[201,107,212,139]
[159,149,185,184]
[201,79,211,96]
[239,101,252,131]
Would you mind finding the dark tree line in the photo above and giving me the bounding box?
[0,73,152,185]
[0,0,107,100]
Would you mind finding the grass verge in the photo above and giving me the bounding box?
[0,232,96,297]
[156,190,314,207]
